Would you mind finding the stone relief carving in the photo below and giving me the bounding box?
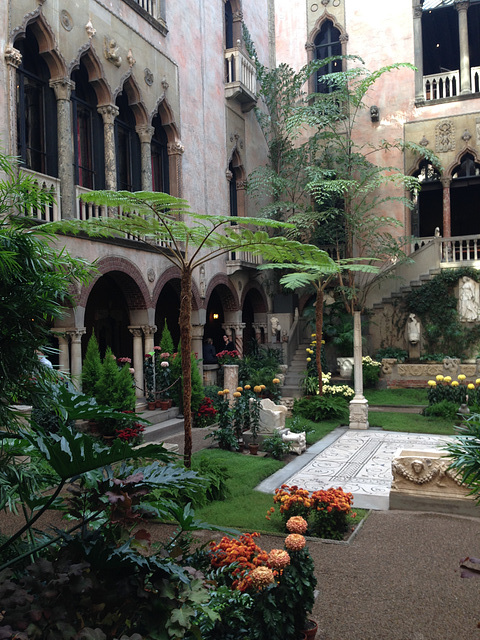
[381,358,397,375]
[85,19,96,39]
[60,10,73,31]
[419,135,429,147]
[435,120,455,153]
[127,49,136,67]
[144,68,154,85]
[462,129,472,143]
[147,268,155,283]
[458,276,479,321]
[397,364,443,377]
[4,46,22,67]
[391,456,461,489]
[443,357,460,376]
[104,38,122,67]
[161,77,169,91]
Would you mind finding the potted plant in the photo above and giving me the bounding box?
[155,352,172,408]
[248,386,262,454]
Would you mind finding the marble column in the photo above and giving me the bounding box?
[456,1,471,95]
[50,78,76,219]
[167,141,185,197]
[223,364,239,402]
[349,312,369,429]
[441,177,452,238]
[52,330,70,373]
[136,124,154,191]
[66,328,86,390]
[129,326,145,398]
[98,104,119,190]
[4,46,22,156]
[191,324,205,378]
[142,324,157,356]
[412,4,425,102]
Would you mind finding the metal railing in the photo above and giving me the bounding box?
[22,169,61,222]
[423,70,459,100]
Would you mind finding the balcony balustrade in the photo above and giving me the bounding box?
[224,48,257,112]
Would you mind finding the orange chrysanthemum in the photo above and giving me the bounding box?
[285,534,306,551]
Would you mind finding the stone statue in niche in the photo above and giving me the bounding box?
[104,38,122,67]
[407,313,420,345]
[270,316,281,342]
[458,276,479,322]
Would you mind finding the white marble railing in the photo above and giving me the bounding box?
[440,235,480,264]
[75,185,107,220]
[22,168,61,222]
[226,225,262,265]
[130,0,158,19]
[423,70,459,101]
[471,66,480,93]
[225,49,257,95]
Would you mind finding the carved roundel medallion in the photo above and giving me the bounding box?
[60,10,74,32]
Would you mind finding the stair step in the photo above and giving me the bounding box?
[143,417,185,443]
[140,406,181,425]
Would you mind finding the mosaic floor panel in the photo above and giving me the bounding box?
[256,429,454,510]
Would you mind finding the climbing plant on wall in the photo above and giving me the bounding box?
[405,268,480,358]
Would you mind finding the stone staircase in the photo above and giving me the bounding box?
[282,343,310,399]
[140,405,184,444]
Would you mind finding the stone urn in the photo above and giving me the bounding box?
[337,357,354,379]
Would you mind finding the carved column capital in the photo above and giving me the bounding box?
[5,46,22,68]
[49,77,75,101]
[65,327,86,343]
[167,140,185,156]
[441,177,452,188]
[455,0,470,13]
[129,326,143,338]
[305,42,315,52]
[142,324,157,336]
[413,5,423,19]
[97,104,119,125]
[339,33,349,44]
[191,324,205,339]
[135,124,155,144]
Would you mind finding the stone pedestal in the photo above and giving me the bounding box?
[349,396,369,430]
[390,449,479,517]
[203,364,220,386]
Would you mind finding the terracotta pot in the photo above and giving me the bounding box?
[303,619,318,640]
[158,400,170,410]
[155,399,162,408]
[102,435,115,445]
[148,401,156,410]
[248,442,259,455]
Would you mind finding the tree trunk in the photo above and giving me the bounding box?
[316,287,324,395]
[180,268,193,467]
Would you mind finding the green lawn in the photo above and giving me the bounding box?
[368,410,457,435]
[192,447,366,535]
[364,388,428,406]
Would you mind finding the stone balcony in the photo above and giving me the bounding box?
[224,48,257,112]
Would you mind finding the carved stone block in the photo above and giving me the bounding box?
[390,449,479,516]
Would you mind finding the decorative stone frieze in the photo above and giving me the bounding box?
[167,141,185,155]
[85,19,96,39]
[4,46,22,67]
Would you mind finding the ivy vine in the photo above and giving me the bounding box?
[405,267,480,358]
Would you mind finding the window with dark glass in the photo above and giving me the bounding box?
[229,161,238,219]
[151,115,169,193]
[225,1,234,49]
[115,92,141,192]
[451,153,480,236]
[72,62,105,190]
[314,21,342,94]
[15,30,57,176]
[412,159,442,237]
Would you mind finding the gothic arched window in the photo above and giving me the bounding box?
[314,21,342,94]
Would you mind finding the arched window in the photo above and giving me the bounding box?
[225,1,234,49]
[314,20,342,94]
[450,152,480,236]
[15,28,57,176]
[412,160,442,237]
[151,114,169,193]
[229,160,239,219]
[71,61,105,190]
[115,92,141,192]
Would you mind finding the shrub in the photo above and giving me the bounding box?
[292,395,349,422]
[194,397,218,428]
[422,400,459,420]
[263,432,291,460]
[270,485,354,540]
[375,346,408,362]
[359,355,381,389]
[82,333,102,397]
[192,457,231,504]
[159,318,175,353]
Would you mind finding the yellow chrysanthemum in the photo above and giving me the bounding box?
[244,384,251,390]
[476,379,480,385]
[444,376,452,382]
[436,375,444,382]
[224,389,230,394]
[311,333,316,338]
[237,386,243,391]
[254,385,262,394]
[306,357,311,362]
[427,380,436,387]
[260,385,266,390]
[217,390,224,396]
[468,383,475,390]
[233,391,241,398]
[272,378,280,384]
[451,381,459,387]
[250,566,275,589]
[458,374,466,381]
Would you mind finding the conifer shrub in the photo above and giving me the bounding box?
[81,333,102,397]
